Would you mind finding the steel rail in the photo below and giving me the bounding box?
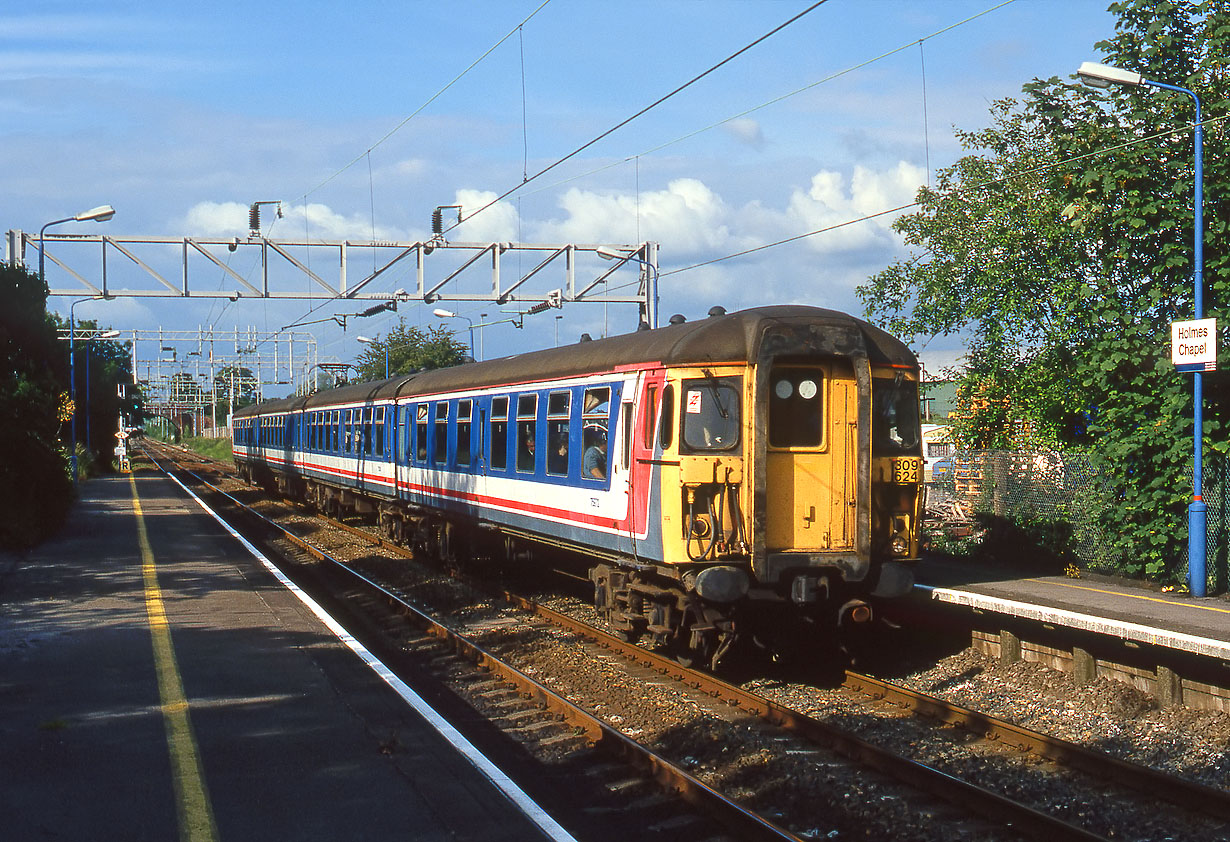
[141,444,804,842]
[151,443,1223,839]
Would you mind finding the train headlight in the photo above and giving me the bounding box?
[890,514,911,556]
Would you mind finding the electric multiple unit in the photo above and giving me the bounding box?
[233,305,923,666]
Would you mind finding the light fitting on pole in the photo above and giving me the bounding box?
[596,247,627,261]
[74,205,116,223]
[432,308,456,319]
[1076,61,1143,88]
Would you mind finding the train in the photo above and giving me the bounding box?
[232,305,924,667]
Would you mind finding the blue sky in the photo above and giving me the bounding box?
[4,0,1121,383]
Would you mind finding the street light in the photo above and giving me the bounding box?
[1077,61,1208,596]
[433,308,477,360]
[85,329,122,462]
[596,246,660,329]
[67,296,113,484]
[356,335,388,379]
[41,205,115,486]
[39,205,116,288]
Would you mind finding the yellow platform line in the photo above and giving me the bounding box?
[131,474,220,842]
[1029,577,1230,616]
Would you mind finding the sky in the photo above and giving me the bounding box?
[4,0,1122,390]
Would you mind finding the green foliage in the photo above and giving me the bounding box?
[180,435,234,463]
[354,319,468,381]
[860,0,1230,580]
[0,263,71,548]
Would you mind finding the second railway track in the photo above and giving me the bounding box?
[146,440,1230,842]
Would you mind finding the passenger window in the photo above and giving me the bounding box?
[400,407,410,462]
[681,378,740,452]
[516,394,538,473]
[415,404,428,463]
[769,368,823,448]
[456,400,472,467]
[581,387,610,481]
[374,406,385,456]
[490,396,509,471]
[546,391,570,476]
[434,401,449,465]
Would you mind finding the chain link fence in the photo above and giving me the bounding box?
[924,449,1229,593]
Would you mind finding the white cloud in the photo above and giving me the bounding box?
[722,118,765,149]
[451,189,520,242]
[785,161,925,253]
[178,200,403,241]
[534,178,736,255]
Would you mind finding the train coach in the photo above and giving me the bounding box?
[232,305,924,667]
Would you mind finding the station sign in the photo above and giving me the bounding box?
[1171,318,1217,372]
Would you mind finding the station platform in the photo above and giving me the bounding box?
[0,469,561,842]
[910,554,1230,661]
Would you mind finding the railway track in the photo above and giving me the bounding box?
[143,441,1230,841]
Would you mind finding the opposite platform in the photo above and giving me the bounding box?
[912,554,1230,661]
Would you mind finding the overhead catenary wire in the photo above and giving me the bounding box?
[294,0,554,205]
[447,0,832,234]
[661,113,1228,278]
[520,0,1016,199]
[279,0,826,334]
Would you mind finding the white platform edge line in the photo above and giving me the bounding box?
[915,583,1230,658]
[164,471,577,842]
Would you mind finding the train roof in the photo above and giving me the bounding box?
[234,306,914,417]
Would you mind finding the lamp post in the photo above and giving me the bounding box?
[432,308,477,360]
[41,205,115,486]
[85,329,122,462]
[1077,61,1208,596]
[596,247,660,329]
[66,297,97,485]
[39,205,116,288]
[356,335,388,379]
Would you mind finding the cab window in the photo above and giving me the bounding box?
[769,368,823,448]
[681,377,740,452]
[873,375,921,455]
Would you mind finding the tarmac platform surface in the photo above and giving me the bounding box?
[0,470,557,842]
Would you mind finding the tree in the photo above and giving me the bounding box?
[50,315,139,470]
[858,0,1230,580]
[0,263,72,548]
[354,319,467,382]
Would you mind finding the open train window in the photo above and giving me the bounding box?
[546,391,570,476]
[769,368,823,448]
[456,400,472,468]
[516,394,538,473]
[490,396,509,471]
[581,387,610,481]
[434,402,449,465]
[681,377,740,452]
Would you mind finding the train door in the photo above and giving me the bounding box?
[764,362,856,553]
